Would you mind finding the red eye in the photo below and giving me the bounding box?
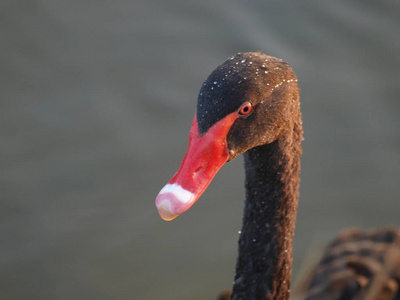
[239,102,253,115]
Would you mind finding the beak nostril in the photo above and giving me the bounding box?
[194,162,207,174]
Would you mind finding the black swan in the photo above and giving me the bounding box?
[155,52,400,300]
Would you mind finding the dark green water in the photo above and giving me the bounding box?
[1,1,400,299]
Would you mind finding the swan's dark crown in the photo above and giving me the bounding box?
[197,52,297,136]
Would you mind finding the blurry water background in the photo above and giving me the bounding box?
[1,1,400,299]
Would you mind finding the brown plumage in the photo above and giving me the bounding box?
[296,227,400,300]
[156,52,400,300]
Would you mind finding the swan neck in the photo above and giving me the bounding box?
[231,133,301,300]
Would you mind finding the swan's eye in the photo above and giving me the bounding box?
[239,102,253,116]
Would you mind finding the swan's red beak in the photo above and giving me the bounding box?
[156,113,238,221]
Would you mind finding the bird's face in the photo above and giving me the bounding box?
[156,53,298,221]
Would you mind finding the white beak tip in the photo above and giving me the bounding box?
[156,199,179,221]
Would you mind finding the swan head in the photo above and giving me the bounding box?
[156,52,299,221]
